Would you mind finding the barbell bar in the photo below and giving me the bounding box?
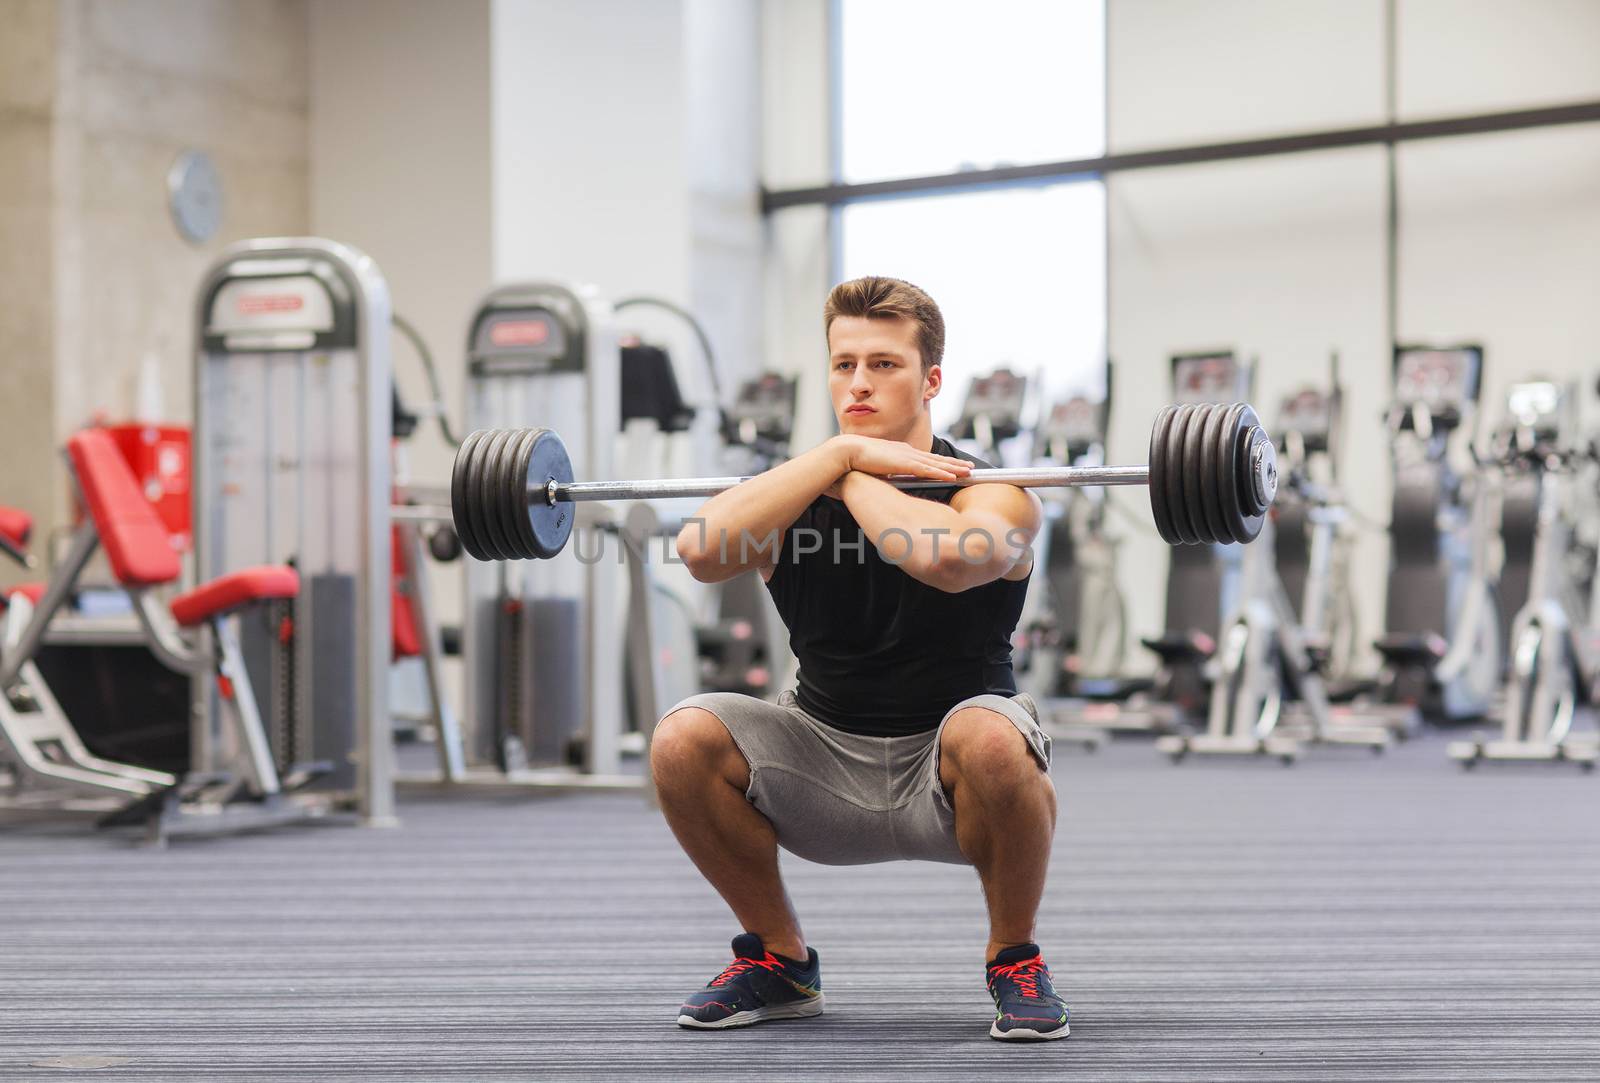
[449,401,1279,562]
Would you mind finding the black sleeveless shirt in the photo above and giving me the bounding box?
[763,437,1031,737]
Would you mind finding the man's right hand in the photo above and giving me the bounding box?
[830,434,973,483]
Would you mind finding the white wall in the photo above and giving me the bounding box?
[0,0,60,582]
[1109,0,1385,150]
[1396,1,1600,434]
[310,0,494,490]
[491,0,764,479]
[1397,0,1600,118]
[1399,127,1600,426]
[53,0,311,448]
[492,0,689,298]
[685,0,765,405]
[759,0,833,453]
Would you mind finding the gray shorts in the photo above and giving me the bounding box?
[663,688,1051,866]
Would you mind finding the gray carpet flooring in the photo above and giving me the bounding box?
[2,731,1598,1082]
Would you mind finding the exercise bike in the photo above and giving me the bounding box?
[1015,376,1129,697]
[1367,345,1499,725]
[1157,370,1391,765]
[1450,381,1598,769]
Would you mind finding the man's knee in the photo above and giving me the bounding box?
[941,708,1044,790]
[652,707,746,790]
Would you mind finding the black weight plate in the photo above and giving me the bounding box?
[1166,404,1199,545]
[1240,407,1275,517]
[451,429,493,561]
[1147,406,1181,545]
[494,429,536,559]
[1215,405,1249,544]
[468,429,506,560]
[1189,404,1222,545]
[505,429,541,559]
[513,429,546,559]
[466,429,506,560]
[1186,404,1218,543]
[449,429,483,559]
[1232,405,1269,543]
[1178,403,1215,545]
[488,428,527,560]
[1222,403,1248,543]
[1167,404,1198,544]
[499,429,538,559]
[1197,402,1233,545]
[525,428,576,559]
[475,429,518,560]
[1169,403,1197,543]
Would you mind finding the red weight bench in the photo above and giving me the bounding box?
[0,582,45,615]
[0,430,303,833]
[0,506,33,567]
[1,507,41,617]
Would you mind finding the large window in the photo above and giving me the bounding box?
[837,0,1105,183]
[835,0,1108,448]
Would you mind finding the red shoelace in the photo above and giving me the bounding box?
[990,956,1046,998]
[710,953,787,987]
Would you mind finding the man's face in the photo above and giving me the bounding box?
[827,315,941,438]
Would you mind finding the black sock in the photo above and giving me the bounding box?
[774,948,812,970]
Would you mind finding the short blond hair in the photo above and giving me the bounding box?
[823,276,944,374]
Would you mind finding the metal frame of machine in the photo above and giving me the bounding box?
[192,237,396,826]
[1451,380,1598,769]
[399,281,631,793]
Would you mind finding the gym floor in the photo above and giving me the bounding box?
[3,733,1597,1082]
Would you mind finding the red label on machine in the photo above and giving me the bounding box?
[490,319,550,347]
[237,293,306,315]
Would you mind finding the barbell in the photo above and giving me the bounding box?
[449,401,1279,562]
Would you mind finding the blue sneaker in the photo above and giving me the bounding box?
[986,943,1070,1041]
[677,933,825,1029]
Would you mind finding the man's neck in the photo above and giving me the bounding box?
[892,415,936,453]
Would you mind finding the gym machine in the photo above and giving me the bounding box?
[1272,366,1414,741]
[602,303,795,709]
[694,372,799,699]
[1057,352,1251,734]
[1,430,324,840]
[0,507,34,570]
[191,237,396,825]
[1019,384,1129,700]
[1157,363,1392,764]
[1450,381,1598,769]
[946,366,1115,751]
[8,429,197,777]
[609,313,796,718]
[388,385,467,775]
[952,367,1029,464]
[1371,345,1498,723]
[411,282,630,789]
[1273,381,1360,684]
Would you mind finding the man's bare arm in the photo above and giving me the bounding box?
[674,437,974,584]
[834,472,1042,592]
